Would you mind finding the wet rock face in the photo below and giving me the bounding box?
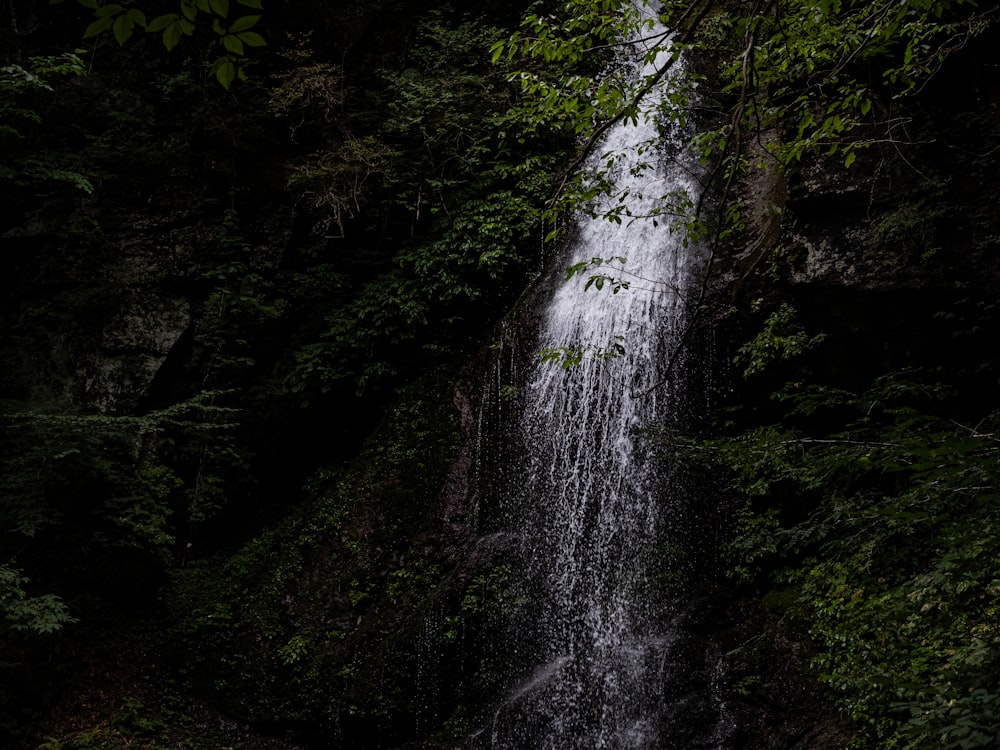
[734,145,920,295]
[83,291,191,413]
[780,154,934,293]
[1,177,295,413]
[3,228,197,413]
[731,32,1000,300]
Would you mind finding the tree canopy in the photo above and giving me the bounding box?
[493,0,992,228]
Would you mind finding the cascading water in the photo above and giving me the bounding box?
[468,4,707,748]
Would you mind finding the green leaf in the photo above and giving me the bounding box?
[214,57,236,88]
[236,0,263,7]
[6,593,77,634]
[112,14,134,45]
[83,15,113,38]
[228,14,259,32]
[236,30,265,47]
[94,3,123,17]
[147,13,177,32]
[162,21,183,50]
[844,150,856,168]
[126,8,147,28]
[221,34,244,55]
[180,0,197,21]
[209,0,230,17]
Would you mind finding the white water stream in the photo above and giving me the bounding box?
[473,5,705,747]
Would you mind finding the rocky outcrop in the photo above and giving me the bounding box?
[82,290,191,413]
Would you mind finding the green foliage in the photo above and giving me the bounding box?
[538,336,626,368]
[873,193,950,261]
[0,51,86,135]
[491,0,993,255]
[0,0,565,743]
[491,0,693,223]
[34,694,213,750]
[0,52,92,192]
[0,392,240,631]
[460,565,512,617]
[162,373,465,728]
[491,0,673,140]
[285,13,557,397]
[0,564,77,634]
[266,36,345,137]
[565,256,631,293]
[689,343,1000,748]
[277,633,310,665]
[195,214,287,387]
[790,397,1000,748]
[718,0,987,167]
[736,302,826,377]
[55,0,267,88]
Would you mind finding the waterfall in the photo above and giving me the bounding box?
[468,4,706,748]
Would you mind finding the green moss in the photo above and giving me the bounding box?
[162,369,469,741]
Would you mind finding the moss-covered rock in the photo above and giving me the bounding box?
[161,369,508,747]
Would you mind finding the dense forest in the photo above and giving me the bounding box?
[1,0,998,748]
